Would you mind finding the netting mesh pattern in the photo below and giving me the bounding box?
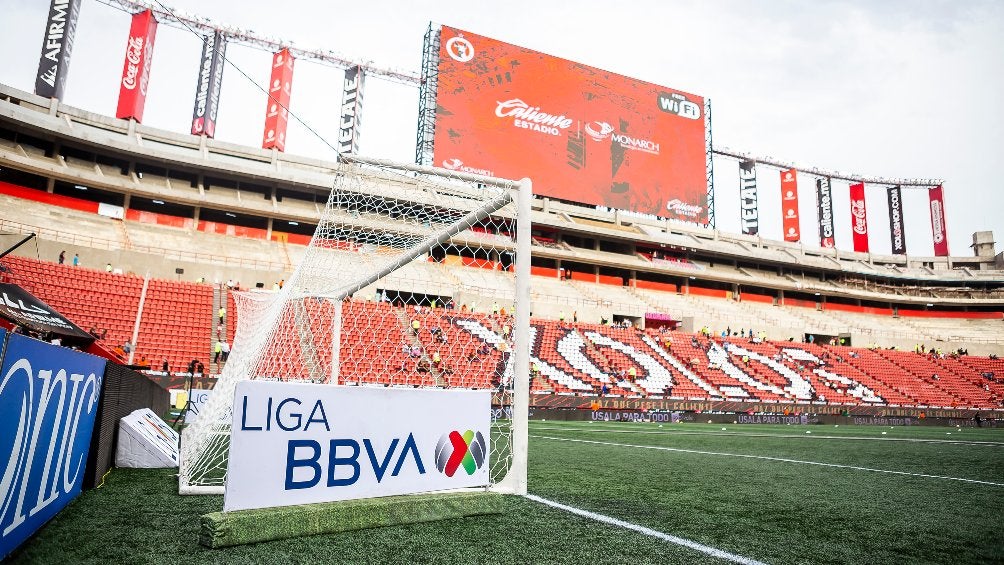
[179,161,522,492]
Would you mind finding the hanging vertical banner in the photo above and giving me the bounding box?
[337,66,366,155]
[115,9,158,123]
[34,0,82,100]
[779,168,800,242]
[739,160,758,235]
[262,48,295,151]
[191,30,227,138]
[929,184,949,256]
[849,182,869,253]
[816,177,835,248]
[886,186,907,255]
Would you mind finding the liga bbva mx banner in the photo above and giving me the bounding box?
[815,178,835,248]
[886,185,907,255]
[780,168,800,242]
[849,182,869,253]
[34,0,82,100]
[739,160,758,235]
[191,30,227,137]
[262,48,295,151]
[115,9,158,122]
[337,66,365,155]
[929,184,949,256]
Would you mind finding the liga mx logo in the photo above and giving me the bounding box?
[434,430,486,477]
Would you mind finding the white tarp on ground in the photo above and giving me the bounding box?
[115,408,180,468]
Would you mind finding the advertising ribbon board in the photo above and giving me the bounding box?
[0,333,106,559]
[225,382,490,512]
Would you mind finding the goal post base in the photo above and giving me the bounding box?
[199,491,505,548]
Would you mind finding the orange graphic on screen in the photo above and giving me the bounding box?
[433,26,707,221]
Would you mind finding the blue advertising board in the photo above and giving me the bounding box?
[0,333,106,558]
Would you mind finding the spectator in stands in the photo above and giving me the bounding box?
[411,318,421,335]
[628,366,637,381]
[188,359,198,374]
[72,253,79,267]
[432,351,441,368]
[600,383,608,397]
[196,361,205,377]
[162,359,169,373]
[58,250,66,264]
[106,263,112,273]
[123,341,132,353]
[221,341,230,362]
[218,306,226,325]
[213,340,223,364]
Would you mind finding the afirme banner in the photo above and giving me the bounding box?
[262,48,295,151]
[929,184,949,256]
[34,0,82,100]
[115,9,158,122]
[816,177,835,248]
[886,185,907,255]
[0,332,106,559]
[739,160,759,235]
[190,30,227,138]
[337,66,365,155]
[849,182,869,253]
[779,168,800,242]
[225,383,490,512]
[432,26,707,222]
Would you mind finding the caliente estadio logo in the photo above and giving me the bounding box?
[434,430,486,477]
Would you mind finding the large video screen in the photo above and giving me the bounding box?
[432,26,708,222]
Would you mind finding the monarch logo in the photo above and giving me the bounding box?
[584,121,614,141]
[441,158,493,177]
[446,35,474,62]
[434,430,486,477]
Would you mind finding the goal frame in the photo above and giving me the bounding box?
[178,155,531,498]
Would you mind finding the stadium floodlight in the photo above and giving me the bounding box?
[179,156,531,499]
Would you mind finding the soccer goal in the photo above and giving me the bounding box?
[178,156,530,498]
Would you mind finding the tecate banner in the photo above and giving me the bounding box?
[816,177,835,248]
[0,332,106,559]
[34,0,82,100]
[115,9,158,122]
[739,160,758,235]
[262,48,294,151]
[191,30,226,137]
[432,26,707,222]
[929,184,949,256]
[779,168,800,242]
[337,66,365,155]
[224,382,490,512]
[886,185,907,255]
[849,182,869,253]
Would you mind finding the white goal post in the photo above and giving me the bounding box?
[178,155,530,498]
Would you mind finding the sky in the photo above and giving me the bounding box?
[1,0,1002,258]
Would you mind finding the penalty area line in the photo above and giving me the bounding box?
[532,435,1004,487]
[526,494,767,565]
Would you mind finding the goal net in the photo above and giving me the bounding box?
[179,156,530,497]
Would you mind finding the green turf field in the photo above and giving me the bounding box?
[9,421,1004,564]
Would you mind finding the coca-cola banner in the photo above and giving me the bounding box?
[34,0,82,100]
[115,9,158,122]
[780,168,800,242]
[816,177,835,248]
[739,160,758,235]
[262,48,294,151]
[849,182,869,253]
[432,26,707,221]
[886,185,907,255]
[337,66,365,154]
[929,184,949,256]
[191,30,226,137]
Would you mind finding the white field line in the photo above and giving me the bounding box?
[531,434,1004,487]
[525,494,768,565]
[530,424,1004,446]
